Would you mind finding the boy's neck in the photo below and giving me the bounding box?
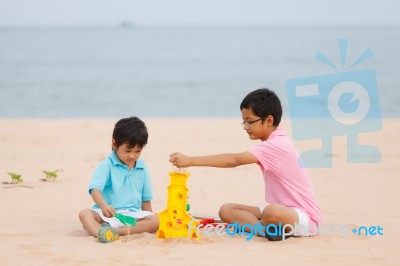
[262,127,278,141]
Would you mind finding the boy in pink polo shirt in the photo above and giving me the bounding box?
[169,88,321,241]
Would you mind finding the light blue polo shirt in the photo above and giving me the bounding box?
[88,151,153,212]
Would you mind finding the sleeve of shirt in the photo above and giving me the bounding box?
[141,166,154,201]
[249,141,281,173]
[88,160,110,195]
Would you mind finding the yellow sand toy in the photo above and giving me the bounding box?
[156,171,200,239]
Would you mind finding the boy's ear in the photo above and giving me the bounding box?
[266,115,274,126]
[111,139,117,150]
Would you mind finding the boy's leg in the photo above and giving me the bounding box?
[219,203,261,225]
[260,204,298,229]
[219,203,299,239]
[78,209,103,237]
[260,204,299,241]
[118,214,159,235]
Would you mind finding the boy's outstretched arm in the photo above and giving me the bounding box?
[169,152,258,168]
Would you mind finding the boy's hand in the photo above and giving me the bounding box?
[99,203,116,218]
[170,152,191,168]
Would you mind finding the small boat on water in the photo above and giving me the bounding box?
[119,20,135,29]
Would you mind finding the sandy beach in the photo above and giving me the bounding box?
[0,118,398,265]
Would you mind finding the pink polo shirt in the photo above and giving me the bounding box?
[250,128,321,225]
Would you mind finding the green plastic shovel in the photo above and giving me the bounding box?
[115,213,137,226]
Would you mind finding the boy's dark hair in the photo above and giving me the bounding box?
[112,116,148,149]
[240,88,282,126]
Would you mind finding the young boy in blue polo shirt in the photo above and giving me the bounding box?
[79,116,159,243]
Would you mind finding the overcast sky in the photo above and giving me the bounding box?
[0,0,399,27]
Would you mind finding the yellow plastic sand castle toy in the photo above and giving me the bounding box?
[156,171,200,239]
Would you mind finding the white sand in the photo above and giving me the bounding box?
[0,119,398,265]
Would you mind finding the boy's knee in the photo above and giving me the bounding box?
[78,209,85,220]
[78,209,91,222]
[151,215,160,232]
[218,203,228,218]
[262,205,284,224]
[142,215,159,233]
[218,203,235,222]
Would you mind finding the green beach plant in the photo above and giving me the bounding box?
[4,172,23,184]
[41,170,61,182]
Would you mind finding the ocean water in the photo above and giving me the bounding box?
[0,26,399,118]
